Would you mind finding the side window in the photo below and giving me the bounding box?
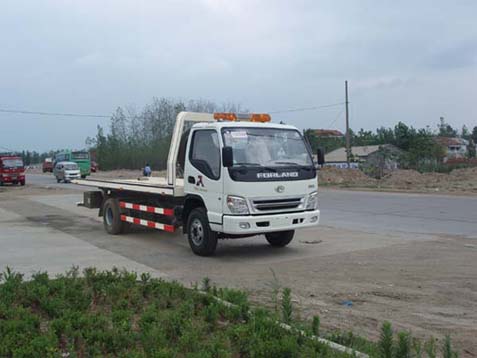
[189,130,220,180]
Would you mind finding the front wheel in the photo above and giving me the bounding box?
[56,177,61,183]
[265,230,295,247]
[187,208,218,256]
[20,181,25,186]
[81,175,86,179]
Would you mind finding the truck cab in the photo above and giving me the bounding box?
[0,155,25,186]
[75,112,322,256]
[181,117,319,250]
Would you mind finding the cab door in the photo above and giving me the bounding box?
[184,129,223,225]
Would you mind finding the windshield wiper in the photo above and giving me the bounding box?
[273,161,314,170]
[234,162,261,166]
[233,162,277,172]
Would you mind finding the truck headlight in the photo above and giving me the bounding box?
[306,191,318,210]
[226,195,249,215]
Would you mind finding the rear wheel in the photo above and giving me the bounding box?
[20,180,25,186]
[56,177,61,183]
[103,198,126,235]
[187,207,218,256]
[265,230,295,247]
[81,175,86,179]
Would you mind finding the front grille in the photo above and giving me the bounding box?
[251,196,304,213]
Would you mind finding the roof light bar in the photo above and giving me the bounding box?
[213,112,271,122]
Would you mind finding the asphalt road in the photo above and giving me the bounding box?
[26,173,477,238]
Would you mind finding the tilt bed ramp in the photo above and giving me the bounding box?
[73,111,324,256]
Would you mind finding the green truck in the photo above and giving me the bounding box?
[54,150,91,178]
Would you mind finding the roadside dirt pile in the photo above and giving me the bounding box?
[319,166,477,194]
[379,168,477,193]
[318,167,377,186]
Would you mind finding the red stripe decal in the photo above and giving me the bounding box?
[119,201,174,216]
[164,224,175,232]
[120,214,126,221]
[163,208,174,216]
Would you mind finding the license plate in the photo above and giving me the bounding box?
[12,176,17,180]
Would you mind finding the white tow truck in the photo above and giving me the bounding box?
[74,112,324,256]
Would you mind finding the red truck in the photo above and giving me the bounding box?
[42,157,54,173]
[0,155,25,186]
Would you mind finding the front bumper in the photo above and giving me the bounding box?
[222,209,320,235]
[0,175,25,182]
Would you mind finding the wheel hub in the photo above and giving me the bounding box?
[105,207,113,226]
[190,219,204,246]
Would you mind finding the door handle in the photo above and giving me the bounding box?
[188,176,195,184]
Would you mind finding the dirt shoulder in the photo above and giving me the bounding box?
[319,167,477,196]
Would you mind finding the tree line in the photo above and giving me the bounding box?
[86,98,245,171]
[304,118,477,171]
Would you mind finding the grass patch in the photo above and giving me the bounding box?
[0,267,353,357]
[0,268,460,357]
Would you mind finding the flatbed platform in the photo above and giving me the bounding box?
[72,176,184,197]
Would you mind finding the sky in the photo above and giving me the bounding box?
[1,0,476,152]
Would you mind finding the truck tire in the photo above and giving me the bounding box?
[265,230,295,247]
[103,198,125,235]
[186,207,218,256]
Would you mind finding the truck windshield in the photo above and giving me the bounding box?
[2,159,23,168]
[222,128,313,167]
[72,152,89,160]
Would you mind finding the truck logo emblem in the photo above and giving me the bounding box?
[275,185,285,193]
[196,175,204,187]
[257,172,299,179]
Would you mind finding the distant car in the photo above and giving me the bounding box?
[91,161,98,173]
[42,157,54,173]
[53,161,80,183]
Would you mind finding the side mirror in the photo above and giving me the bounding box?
[222,146,233,168]
[316,147,325,166]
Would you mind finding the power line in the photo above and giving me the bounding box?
[325,108,345,129]
[0,101,348,120]
[268,102,346,114]
[0,108,110,118]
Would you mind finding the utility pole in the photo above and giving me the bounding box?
[345,80,351,168]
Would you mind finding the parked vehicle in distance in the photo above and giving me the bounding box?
[0,155,25,186]
[91,161,98,173]
[75,112,324,256]
[54,150,91,178]
[54,161,81,183]
[42,157,54,173]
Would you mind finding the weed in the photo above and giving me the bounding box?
[312,315,321,336]
[425,337,437,358]
[412,337,422,358]
[202,277,211,292]
[268,268,281,312]
[442,335,458,358]
[281,287,293,324]
[379,321,394,358]
[395,331,411,358]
